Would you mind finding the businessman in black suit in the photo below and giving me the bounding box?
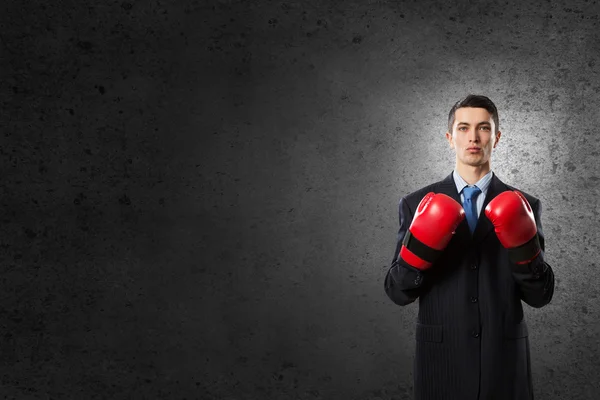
[384,94,555,400]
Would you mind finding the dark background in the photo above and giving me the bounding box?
[2,0,599,398]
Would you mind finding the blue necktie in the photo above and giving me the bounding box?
[462,186,482,234]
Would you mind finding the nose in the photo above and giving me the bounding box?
[467,128,479,143]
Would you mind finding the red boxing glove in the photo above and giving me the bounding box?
[484,190,541,264]
[399,192,465,270]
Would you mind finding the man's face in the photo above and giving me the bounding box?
[445,107,501,168]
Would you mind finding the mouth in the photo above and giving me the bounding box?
[467,147,481,152]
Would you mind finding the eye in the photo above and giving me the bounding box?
[458,126,467,131]
[480,126,490,131]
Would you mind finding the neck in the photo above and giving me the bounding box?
[455,162,491,185]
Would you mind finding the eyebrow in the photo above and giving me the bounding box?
[457,121,491,126]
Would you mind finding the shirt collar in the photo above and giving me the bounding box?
[453,169,494,195]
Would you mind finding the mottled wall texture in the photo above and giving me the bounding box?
[2,0,600,399]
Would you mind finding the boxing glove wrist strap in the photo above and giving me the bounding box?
[507,233,541,264]
[402,230,443,264]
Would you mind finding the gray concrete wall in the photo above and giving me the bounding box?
[2,0,599,398]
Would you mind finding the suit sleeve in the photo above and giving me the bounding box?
[383,196,429,306]
[510,199,555,308]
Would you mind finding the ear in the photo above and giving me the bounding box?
[493,131,501,148]
[445,131,454,149]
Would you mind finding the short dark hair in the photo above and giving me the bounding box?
[448,94,499,133]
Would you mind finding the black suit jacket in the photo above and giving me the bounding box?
[384,171,555,400]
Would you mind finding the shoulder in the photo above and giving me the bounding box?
[400,179,445,214]
[503,183,540,208]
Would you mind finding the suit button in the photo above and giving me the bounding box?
[470,296,478,303]
[470,264,478,270]
[472,330,480,338]
[413,275,422,285]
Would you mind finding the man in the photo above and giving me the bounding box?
[383,94,555,400]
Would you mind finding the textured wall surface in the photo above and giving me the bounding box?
[2,0,600,399]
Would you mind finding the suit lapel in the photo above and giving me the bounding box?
[436,172,471,244]
[472,173,503,245]
[436,171,509,245]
